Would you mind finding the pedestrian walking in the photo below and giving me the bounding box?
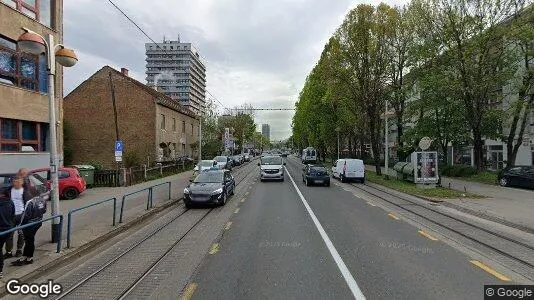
[0,187,15,278]
[11,177,46,266]
[4,176,25,258]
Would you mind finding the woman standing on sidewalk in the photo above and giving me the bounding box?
[4,177,25,258]
[11,176,46,266]
[0,187,15,278]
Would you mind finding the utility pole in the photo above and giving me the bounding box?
[198,113,202,162]
[109,72,121,171]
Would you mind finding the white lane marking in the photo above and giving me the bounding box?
[285,166,366,300]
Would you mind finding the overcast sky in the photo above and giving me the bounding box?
[64,0,406,141]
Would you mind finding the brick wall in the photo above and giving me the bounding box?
[64,67,156,169]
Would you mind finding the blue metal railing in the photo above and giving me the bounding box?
[66,197,117,248]
[119,181,172,223]
[0,214,64,253]
[149,182,172,208]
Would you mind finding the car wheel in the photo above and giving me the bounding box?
[220,191,227,206]
[340,175,345,183]
[325,181,330,187]
[499,177,508,187]
[230,183,235,195]
[361,178,365,184]
[280,177,284,182]
[184,201,193,209]
[63,187,79,200]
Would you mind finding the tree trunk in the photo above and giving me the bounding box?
[396,120,404,160]
[473,130,485,171]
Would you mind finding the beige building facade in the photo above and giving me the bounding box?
[0,0,64,172]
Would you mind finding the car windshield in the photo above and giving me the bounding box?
[261,157,282,165]
[199,161,215,167]
[311,167,326,172]
[214,156,227,162]
[194,172,224,183]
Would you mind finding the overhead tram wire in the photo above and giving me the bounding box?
[107,0,304,115]
[107,0,230,112]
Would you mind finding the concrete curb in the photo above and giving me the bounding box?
[0,197,183,297]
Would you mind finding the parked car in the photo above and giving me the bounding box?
[331,159,365,183]
[194,160,218,172]
[244,153,251,162]
[302,165,330,187]
[498,166,534,189]
[258,155,286,182]
[30,167,87,200]
[0,172,50,201]
[214,156,232,171]
[183,169,235,208]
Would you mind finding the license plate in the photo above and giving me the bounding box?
[314,180,323,184]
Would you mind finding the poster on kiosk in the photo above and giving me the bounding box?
[412,151,438,184]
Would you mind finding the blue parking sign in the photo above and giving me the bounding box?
[115,141,123,152]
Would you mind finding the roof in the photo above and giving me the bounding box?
[67,66,198,120]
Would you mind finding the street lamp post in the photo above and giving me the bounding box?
[17,28,77,242]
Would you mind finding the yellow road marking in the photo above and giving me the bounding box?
[234,208,240,214]
[240,198,246,203]
[367,202,376,207]
[418,230,438,241]
[225,222,232,230]
[470,260,510,281]
[208,243,219,254]
[181,283,197,300]
[388,213,400,220]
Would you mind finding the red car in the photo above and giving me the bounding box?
[30,167,86,200]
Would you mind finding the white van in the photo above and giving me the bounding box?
[301,147,317,164]
[331,159,365,183]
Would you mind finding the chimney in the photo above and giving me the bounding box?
[121,68,129,76]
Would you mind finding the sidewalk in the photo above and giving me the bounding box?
[365,165,534,232]
[0,169,193,283]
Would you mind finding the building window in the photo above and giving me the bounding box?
[1,0,54,28]
[160,114,165,130]
[182,121,185,133]
[172,118,176,132]
[0,118,47,152]
[0,35,44,92]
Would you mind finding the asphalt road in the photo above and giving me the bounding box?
[190,156,502,300]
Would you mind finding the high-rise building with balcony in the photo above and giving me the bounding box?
[262,124,270,141]
[145,37,206,115]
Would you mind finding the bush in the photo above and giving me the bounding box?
[88,161,104,171]
[440,165,477,177]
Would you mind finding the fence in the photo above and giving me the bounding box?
[119,181,171,223]
[67,197,117,248]
[0,215,64,253]
[94,170,120,187]
[126,162,193,186]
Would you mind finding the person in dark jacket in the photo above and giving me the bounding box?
[0,187,15,278]
[12,176,46,266]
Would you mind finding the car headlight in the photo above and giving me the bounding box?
[184,187,190,194]
[212,188,223,195]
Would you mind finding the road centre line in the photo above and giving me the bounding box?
[285,166,367,300]
[208,244,219,255]
[234,208,240,214]
[181,283,197,300]
[470,260,510,281]
[225,222,232,230]
[388,213,400,220]
[418,230,438,241]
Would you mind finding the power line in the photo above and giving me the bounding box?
[107,0,230,111]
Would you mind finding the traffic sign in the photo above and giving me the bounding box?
[115,141,123,152]
[115,151,123,157]
[115,156,122,162]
